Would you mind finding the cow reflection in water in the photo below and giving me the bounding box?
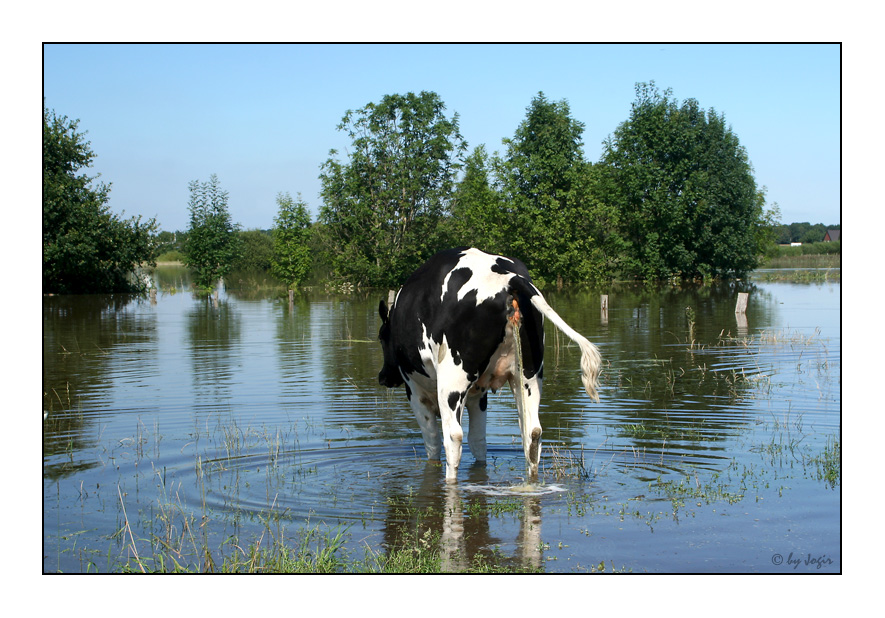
[382,461,544,572]
[378,248,601,482]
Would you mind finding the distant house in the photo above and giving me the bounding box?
[824,229,841,242]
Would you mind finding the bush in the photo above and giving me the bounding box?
[812,240,841,255]
[232,230,274,272]
[156,250,185,263]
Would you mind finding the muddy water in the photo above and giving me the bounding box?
[43,267,840,572]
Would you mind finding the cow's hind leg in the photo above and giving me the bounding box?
[406,382,442,460]
[465,391,488,463]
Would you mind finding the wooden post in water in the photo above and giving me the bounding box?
[388,289,396,306]
[735,292,749,335]
[150,288,157,304]
[288,289,294,312]
[601,294,609,325]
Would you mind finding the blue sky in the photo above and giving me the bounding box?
[43,43,840,232]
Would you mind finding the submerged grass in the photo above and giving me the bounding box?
[58,414,570,573]
[807,435,841,489]
[111,500,546,573]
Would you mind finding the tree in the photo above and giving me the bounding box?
[271,192,312,287]
[496,92,620,287]
[601,82,764,279]
[800,223,827,244]
[184,174,242,290]
[318,91,467,288]
[449,145,507,253]
[43,107,157,294]
[754,192,782,258]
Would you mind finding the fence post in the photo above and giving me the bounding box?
[735,292,749,335]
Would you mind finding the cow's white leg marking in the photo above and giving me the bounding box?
[509,372,543,480]
[438,387,465,482]
[465,393,487,463]
[436,339,470,482]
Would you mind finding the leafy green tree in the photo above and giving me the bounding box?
[772,223,792,245]
[601,82,764,279]
[800,223,827,244]
[788,222,806,243]
[271,192,312,287]
[449,145,507,253]
[184,174,242,290]
[496,92,620,287]
[754,192,782,258]
[43,107,157,294]
[787,222,829,243]
[318,91,467,287]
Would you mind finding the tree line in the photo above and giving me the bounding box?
[45,82,829,295]
[771,222,840,245]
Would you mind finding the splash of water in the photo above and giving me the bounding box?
[462,482,567,497]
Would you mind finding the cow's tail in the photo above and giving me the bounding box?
[525,288,602,403]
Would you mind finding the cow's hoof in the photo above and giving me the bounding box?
[528,427,542,462]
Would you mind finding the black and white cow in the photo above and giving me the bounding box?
[378,247,601,482]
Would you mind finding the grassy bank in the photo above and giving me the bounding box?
[759,243,840,270]
[759,253,840,270]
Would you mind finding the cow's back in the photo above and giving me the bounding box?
[388,247,544,385]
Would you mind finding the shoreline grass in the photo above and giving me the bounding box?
[758,252,840,270]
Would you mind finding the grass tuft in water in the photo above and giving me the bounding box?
[807,436,840,489]
[545,443,591,480]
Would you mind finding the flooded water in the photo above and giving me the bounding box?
[43,265,840,572]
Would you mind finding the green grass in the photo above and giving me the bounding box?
[758,251,840,271]
[112,516,547,573]
[752,267,840,282]
[807,436,841,489]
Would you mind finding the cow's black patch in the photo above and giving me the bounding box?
[491,257,518,276]
[447,391,461,412]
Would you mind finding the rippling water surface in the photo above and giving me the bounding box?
[43,267,840,572]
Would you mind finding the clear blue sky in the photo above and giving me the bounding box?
[43,43,840,232]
